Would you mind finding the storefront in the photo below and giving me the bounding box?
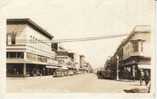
[7,63,24,77]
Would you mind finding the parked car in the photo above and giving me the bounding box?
[96,69,114,79]
[53,69,67,77]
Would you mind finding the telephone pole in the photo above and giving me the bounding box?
[116,55,119,80]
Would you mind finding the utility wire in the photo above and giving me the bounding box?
[10,33,128,44]
[53,33,128,43]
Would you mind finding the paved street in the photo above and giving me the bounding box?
[7,73,145,93]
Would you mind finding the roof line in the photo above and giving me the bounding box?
[113,25,151,57]
[7,18,53,39]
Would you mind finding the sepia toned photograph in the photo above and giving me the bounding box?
[0,0,155,96]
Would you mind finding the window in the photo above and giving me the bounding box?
[27,53,36,61]
[11,33,16,45]
[132,40,145,53]
[38,55,47,62]
[27,53,47,62]
[16,52,24,58]
[58,60,64,64]
[7,33,17,45]
[7,52,24,58]
[140,41,144,52]
[51,43,58,51]
[132,41,139,52]
[8,52,16,58]
[7,33,11,45]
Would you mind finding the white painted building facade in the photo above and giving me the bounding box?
[7,18,57,77]
[114,25,151,80]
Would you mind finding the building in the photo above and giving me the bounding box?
[105,25,151,80]
[55,46,93,75]
[79,55,93,73]
[6,18,57,77]
[55,47,77,76]
[84,62,93,73]
[73,53,81,72]
[79,55,85,68]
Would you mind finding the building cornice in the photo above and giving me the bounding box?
[7,18,53,40]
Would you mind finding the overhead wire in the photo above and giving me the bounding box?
[10,33,128,44]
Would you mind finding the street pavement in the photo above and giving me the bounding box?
[7,73,146,93]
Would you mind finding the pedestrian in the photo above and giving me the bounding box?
[132,69,136,81]
[145,80,151,93]
[139,69,144,86]
[144,70,150,86]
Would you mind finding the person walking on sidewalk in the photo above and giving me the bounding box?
[144,70,150,86]
[139,69,144,86]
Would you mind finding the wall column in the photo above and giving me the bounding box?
[23,63,27,77]
[116,55,119,80]
[132,65,136,80]
[138,41,143,54]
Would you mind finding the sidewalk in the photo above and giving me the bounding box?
[7,75,53,79]
[7,74,82,80]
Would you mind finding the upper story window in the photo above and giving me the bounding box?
[7,32,17,45]
[132,41,139,52]
[58,60,64,64]
[131,40,145,53]
[7,52,24,58]
[51,43,58,51]
[140,41,144,52]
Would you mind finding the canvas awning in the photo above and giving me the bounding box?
[46,66,59,69]
[61,66,68,70]
[138,65,151,69]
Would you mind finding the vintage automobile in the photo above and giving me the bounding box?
[96,69,114,79]
[53,68,68,77]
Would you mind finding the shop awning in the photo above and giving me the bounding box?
[138,65,151,69]
[47,60,58,66]
[61,66,68,70]
[46,66,59,69]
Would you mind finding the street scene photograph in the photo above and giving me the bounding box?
[2,0,154,93]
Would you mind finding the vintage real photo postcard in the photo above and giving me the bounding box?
[0,0,155,99]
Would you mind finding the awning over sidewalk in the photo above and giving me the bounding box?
[138,65,151,69]
[61,66,68,70]
[46,66,59,69]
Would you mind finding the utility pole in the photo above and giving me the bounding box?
[116,55,119,80]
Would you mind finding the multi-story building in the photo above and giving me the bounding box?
[55,47,77,75]
[6,18,57,77]
[83,62,93,73]
[79,55,93,73]
[79,55,85,68]
[105,25,151,80]
[73,53,80,72]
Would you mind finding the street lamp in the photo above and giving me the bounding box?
[116,55,119,80]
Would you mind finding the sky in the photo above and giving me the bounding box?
[1,0,154,69]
